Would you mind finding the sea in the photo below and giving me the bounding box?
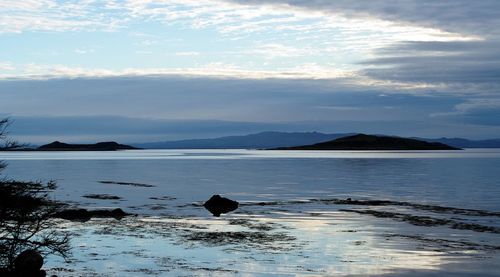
[1,149,499,276]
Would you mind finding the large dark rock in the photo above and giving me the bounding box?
[14,250,45,276]
[203,195,239,217]
[53,208,130,222]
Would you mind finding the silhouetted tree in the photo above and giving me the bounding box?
[0,118,70,270]
[0,118,25,151]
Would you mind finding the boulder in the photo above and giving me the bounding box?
[14,250,45,276]
[203,195,239,217]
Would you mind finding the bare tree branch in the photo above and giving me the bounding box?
[0,118,27,151]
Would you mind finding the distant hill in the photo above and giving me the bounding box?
[417,137,500,148]
[272,134,460,150]
[133,131,500,149]
[38,141,138,151]
[133,131,354,149]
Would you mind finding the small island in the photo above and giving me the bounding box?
[271,134,461,150]
[36,141,138,151]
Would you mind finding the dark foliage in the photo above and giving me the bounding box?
[0,177,71,270]
[0,118,70,270]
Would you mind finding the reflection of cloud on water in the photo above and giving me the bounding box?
[265,212,448,275]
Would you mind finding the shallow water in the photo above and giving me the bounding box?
[1,149,500,276]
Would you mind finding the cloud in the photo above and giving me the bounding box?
[432,99,500,126]
[0,62,14,71]
[315,106,361,111]
[174,52,200,56]
[0,63,355,80]
[247,43,316,58]
[1,75,499,140]
[74,48,95,55]
[0,75,461,124]
[0,76,364,122]
[0,1,123,33]
[1,0,499,140]
[0,0,471,42]
[221,1,500,93]
[0,0,482,92]
[360,40,500,93]
[227,0,500,36]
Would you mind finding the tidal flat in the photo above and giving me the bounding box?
[45,199,500,276]
[1,149,500,276]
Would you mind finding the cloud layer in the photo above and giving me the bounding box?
[229,0,500,36]
[1,1,499,140]
[3,76,500,142]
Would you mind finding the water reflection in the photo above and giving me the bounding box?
[44,209,499,277]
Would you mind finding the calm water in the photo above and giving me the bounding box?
[1,149,500,276]
[1,149,500,211]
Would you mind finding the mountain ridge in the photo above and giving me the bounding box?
[132,131,500,149]
[133,131,355,149]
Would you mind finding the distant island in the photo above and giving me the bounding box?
[271,134,461,150]
[36,141,138,151]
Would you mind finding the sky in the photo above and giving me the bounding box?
[0,0,499,143]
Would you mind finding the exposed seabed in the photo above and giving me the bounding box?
[45,198,500,276]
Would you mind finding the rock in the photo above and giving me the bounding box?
[53,209,91,222]
[91,208,128,219]
[203,195,239,217]
[53,208,130,222]
[82,194,122,200]
[14,250,45,276]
